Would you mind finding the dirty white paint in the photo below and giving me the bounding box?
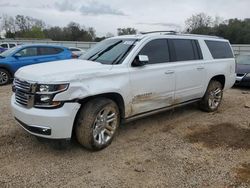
[13,33,236,139]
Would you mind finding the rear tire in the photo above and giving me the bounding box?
[75,98,120,151]
[0,68,11,86]
[199,80,223,112]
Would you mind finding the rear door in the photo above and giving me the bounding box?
[129,39,175,115]
[36,47,65,63]
[169,39,205,103]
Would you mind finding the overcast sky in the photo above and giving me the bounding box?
[0,0,250,36]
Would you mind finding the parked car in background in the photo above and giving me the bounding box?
[0,44,72,85]
[0,42,17,50]
[235,54,250,86]
[69,47,86,58]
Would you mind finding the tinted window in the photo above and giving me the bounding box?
[205,40,234,59]
[70,48,80,52]
[18,48,38,57]
[9,44,16,48]
[0,44,8,48]
[171,39,201,61]
[139,39,169,64]
[38,47,63,55]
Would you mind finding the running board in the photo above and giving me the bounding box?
[124,99,201,123]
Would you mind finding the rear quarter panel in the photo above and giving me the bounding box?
[199,39,236,96]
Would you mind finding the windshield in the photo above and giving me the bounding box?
[0,46,19,57]
[80,39,138,64]
[236,55,250,65]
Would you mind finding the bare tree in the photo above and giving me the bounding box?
[1,14,16,33]
[185,13,213,32]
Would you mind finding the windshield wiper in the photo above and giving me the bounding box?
[112,39,138,65]
[88,40,123,61]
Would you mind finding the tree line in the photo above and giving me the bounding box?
[0,14,137,42]
[185,13,250,44]
[1,13,250,44]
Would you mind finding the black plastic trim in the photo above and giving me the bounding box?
[15,118,51,135]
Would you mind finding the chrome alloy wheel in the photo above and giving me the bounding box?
[208,88,222,110]
[93,106,118,146]
[0,71,8,85]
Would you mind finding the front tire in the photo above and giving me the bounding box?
[0,69,11,86]
[199,80,223,112]
[75,98,120,151]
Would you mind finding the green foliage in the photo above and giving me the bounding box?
[186,13,250,44]
[0,14,97,41]
[117,28,137,35]
[15,27,45,39]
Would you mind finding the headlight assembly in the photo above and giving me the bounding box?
[34,83,69,108]
[37,84,69,94]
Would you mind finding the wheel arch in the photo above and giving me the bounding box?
[0,66,13,77]
[210,75,225,89]
[71,92,126,139]
[76,92,126,118]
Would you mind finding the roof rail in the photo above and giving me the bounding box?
[178,33,224,39]
[140,31,178,35]
[139,31,224,39]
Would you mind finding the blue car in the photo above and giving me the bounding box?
[0,44,72,85]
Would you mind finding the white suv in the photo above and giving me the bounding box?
[11,32,236,150]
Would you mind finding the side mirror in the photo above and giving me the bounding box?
[132,55,149,67]
[14,53,21,58]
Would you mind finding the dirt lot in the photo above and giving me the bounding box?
[0,85,250,188]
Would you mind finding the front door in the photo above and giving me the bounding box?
[129,39,175,116]
[13,47,39,72]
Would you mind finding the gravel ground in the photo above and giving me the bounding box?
[0,85,250,188]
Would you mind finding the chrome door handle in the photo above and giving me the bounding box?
[165,70,175,74]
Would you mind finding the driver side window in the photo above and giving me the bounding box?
[138,39,170,64]
[18,47,38,57]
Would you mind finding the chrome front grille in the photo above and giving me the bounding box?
[15,89,29,106]
[14,79,31,92]
[14,79,35,108]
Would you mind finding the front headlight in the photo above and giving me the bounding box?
[34,83,69,108]
[37,84,69,93]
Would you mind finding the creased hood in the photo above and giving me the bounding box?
[15,59,112,83]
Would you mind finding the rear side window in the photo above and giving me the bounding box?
[205,40,234,59]
[38,47,63,55]
[139,39,170,64]
[171,39,202,61]
[70,48,80,52]
[9,44,16,48]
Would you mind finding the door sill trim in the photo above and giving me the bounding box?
[123,98,201,123]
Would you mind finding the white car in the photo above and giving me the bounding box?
[0,42,17,49]
[69,47,86,58]
[11,31,236,150]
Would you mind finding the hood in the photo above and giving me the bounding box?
[15,59,112,83]
[236,63,250,74]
